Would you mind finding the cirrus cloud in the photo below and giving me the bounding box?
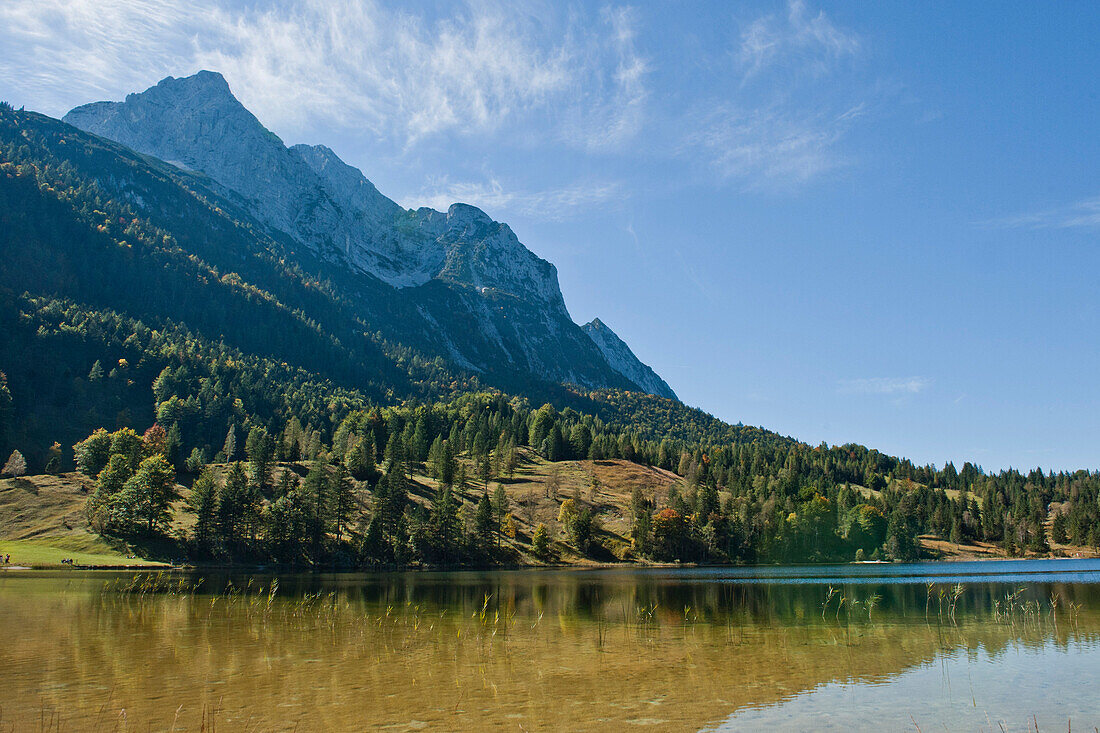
[404,176,623,222]
[0,0,648,150]
[682,0,869,190]
[838,377,931,396]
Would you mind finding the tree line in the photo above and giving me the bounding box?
[66,388,1100,567]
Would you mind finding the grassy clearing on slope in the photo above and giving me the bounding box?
[430,449,684,563]
[855,478,978,506]
[0,539,166,568]
[1,451,687,567]
[0,474,167,567]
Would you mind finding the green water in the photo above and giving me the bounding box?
[2,560,1099,731]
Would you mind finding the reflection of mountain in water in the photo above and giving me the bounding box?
[2,573,1099,730]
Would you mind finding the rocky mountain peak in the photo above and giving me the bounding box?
[446,203,494,227]
[582,319,677,400]
[66,71,274,171]
[61,70,675,398]
[163,69,233,95]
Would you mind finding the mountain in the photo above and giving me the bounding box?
[582,319,676,400]
[63,71,669,398]
[5,98,1085,572]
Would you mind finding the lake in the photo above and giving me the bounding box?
[2,559,1099,731]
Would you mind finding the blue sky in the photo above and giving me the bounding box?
[2,1,1098,472]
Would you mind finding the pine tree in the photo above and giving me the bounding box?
[504,437,518,478]
[430,482,460,563]
[302,461,330,559]
[223,424,238,462]
[379,452,408,542]
[2,449,26,477]
[85,359,104,382]
[345,437,371,481]
[412,415,431,462]
[331,464,356,540]
[492,483,509,548]
[246,426,275,491]
[164,423,182,467]
[276,467,298,498]
[454,463,467,496]
[360,513,384,564]
[428,435,445,479]
[630,487,653,555]
[304,431,322,461]
[185,447,207,474]
[1052,511,1068,545]
[282,417,303,461]
[187,468,219,551]
[218,462,254,552]
[440,439,456,487]
[475,492,494,549]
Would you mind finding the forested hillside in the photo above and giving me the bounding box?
[2,102,1099,568]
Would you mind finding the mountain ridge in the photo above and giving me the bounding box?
[63,70,672,399]
[582,318,676,400]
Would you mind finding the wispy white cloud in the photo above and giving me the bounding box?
[980,195,1100,230]
[559,6,649,151]
[684,104,862,190]
[838,377,931,396]
[682,0,866,190]
[0,0,647,149]
[737,0,859,79]
[404,176,623,222]
[0,0,201,105]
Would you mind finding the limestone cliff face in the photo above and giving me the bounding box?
[64,71,674,397]
[583,319,677,400]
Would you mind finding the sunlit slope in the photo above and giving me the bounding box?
[0,451,686,566]
[0,474,165,566]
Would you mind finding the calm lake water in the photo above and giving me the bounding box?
[2,560,1100,731]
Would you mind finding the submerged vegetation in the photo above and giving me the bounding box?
[7,567,1100,731]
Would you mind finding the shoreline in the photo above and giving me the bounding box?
[3,552,1094,573]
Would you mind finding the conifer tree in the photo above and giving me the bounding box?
[218,462,255,552]
[246,426,275,490]
[478,451,492,488]
[430,481,460,563]
[2,449,26,477]
[475,491,494,548]
[302,460,330,558]
[188,468,219,551]
[331,464,356,540]
[223,424,238,462]
[492,483,508,547]
[345,436,372,481]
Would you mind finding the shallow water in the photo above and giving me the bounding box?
[2,560,1099,731]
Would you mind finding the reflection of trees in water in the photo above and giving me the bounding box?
[72,572,1100,659]
[241,572,1100,630]
[4,574,1100,730]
